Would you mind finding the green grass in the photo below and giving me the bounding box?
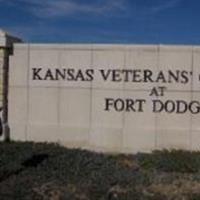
[1,142,200,200]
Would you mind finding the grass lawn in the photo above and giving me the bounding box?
[1,142,200,200]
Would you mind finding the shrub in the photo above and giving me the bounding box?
[137,149,200,173]
[1,142,200,199]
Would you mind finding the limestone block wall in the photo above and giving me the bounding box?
[0,29,22,141]
[8,44,200,153]
[0,49,4,106]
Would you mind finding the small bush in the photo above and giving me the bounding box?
[137,149,200,173]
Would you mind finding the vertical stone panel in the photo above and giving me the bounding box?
[90,47,125,152]
[191,47,200,150]
[8,45,28,141]
[122,46,158,153]
[156,46,193,150]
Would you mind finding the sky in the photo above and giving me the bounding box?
[0,0,200,44]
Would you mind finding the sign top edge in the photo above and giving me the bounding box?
[13,43,198,49]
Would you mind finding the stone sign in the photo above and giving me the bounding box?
[8,44,200,153]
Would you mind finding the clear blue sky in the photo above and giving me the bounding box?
[0,0,200,44]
